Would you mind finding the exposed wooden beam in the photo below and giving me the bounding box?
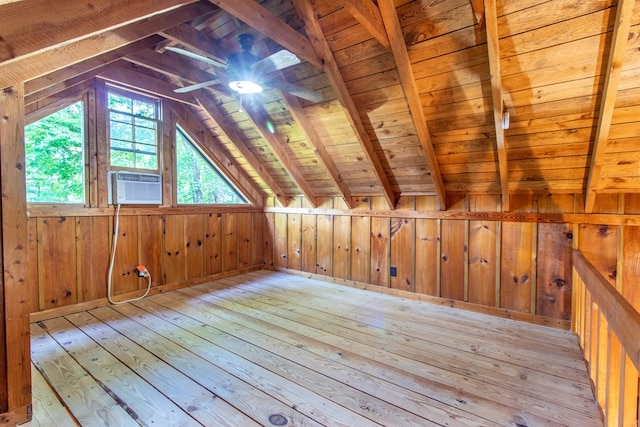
[584,0,634,213]
[0,0,198,66]
[344,0,390,50]
[378,0,447,211]
[158,23,228,65]
[126,48,220,86]
[469,0,485,26]
[195,91,290,207]
[207,0,323,70]
[242,102,318,208]
[97,61,199,106]
[293,0,396,210]
[483,0,510,212]
[0,2,217,89]
[169,102,263,206]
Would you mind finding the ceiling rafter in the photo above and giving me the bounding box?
[157,23,228,65]
[483,0,510,212]
[0,0,198,67]
[378,0,447,210]
[584,0,635,213]
[293,0,397,210]
[126,48,220,87]
[242,102,318,208]
[0,2,218,89]
[97,61,199,106]
[195,91,291,207]
[207,0,323,70]
[344,0,390,50]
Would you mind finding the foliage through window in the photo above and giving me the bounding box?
[108,89,159,171]
[176,127,248,204]
[25,101,85,203]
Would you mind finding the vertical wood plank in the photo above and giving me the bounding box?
[237,212,252,269]
[26,217,39,311]
[579,194,618,288]
[85,88,98,207]
[274,213,288,268]
[263,212,275,267]
[390,197,414,292]
[37,217,78,308]
[536,195,574,320]
[333,215,351,280]
[76,216,110,302]
[252,212,263,267]
[94,79,109,208]
[138,214,163,287]
[501,195,534,312]
[350,197,370,283]
[111,215,139,295]
[440,195,467,300]
[316,197,333,276]
[164,215,185,285]
[0,83,31,414]
[184,214,204,280]
[605,331,622,426]
[287,199,302,271]
[415,196,439,296]
[204,213,223,275]
[468,195,498,306]
[370,196,389,287]
[301,198,317,273]
[223,213,237,272]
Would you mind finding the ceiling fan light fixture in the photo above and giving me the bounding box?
[229,80,263,94]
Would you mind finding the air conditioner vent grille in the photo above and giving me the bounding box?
[109,171,162,205]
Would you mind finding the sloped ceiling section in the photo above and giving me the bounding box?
[3,0,640,212]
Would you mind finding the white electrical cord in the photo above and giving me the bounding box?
[107,204,152,305]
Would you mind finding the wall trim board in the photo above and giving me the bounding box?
[267,266,572,330]
[0,404,31,426]
[29,265,262,323]
[264,207,640,226]
[27,205,262,218]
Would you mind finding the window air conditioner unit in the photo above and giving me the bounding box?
[108,171,162,205]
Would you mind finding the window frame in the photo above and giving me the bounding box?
[106,86,162,174]
[174,125,249,206]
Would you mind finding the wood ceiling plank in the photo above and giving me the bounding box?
[584,0,635,212]
[207,0,322,69]
[293,0,396,210]
[242,102,318,207]
[196,92,290,207]
[484,0,510,211]
[378,0,446,210]
[0,2,217,89]
[344,0,391,50]
[0,0,198,65]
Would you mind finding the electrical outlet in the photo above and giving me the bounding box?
[390,266,397,277]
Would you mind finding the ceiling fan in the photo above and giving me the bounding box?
[167,34,322,103]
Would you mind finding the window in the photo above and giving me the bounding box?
[176,127,248,204]
[25,101,85,203]
[108,89,159,171]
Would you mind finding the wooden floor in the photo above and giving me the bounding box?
[27,270,601,426]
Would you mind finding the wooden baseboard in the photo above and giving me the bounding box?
[0,404,31,426]
[30,265,263,323]
[268,266,572,330]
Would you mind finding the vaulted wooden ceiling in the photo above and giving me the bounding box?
[2,0,640,212]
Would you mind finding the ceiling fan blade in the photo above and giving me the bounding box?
[265,79,323,103]
[174,79,221,93]
[165,46,227,68]
[252,50,301,75]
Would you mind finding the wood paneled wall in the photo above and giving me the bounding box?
[27,209,263,313]
[264,194,640,326]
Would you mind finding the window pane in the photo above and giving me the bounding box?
[176,127,247,205]
[111,150,135,168]
[110,120,133,141]
[133,99,156,118]
[135,126,156,145]
[25,101,85,203]
[108,93,132,113]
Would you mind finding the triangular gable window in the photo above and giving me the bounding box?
[175,126,248,205]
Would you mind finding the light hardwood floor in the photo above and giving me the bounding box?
[27,270,601,426]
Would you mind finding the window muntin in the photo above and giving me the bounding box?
[176,127,248,205]
[108,90,159,171]
[25,101,85,203]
